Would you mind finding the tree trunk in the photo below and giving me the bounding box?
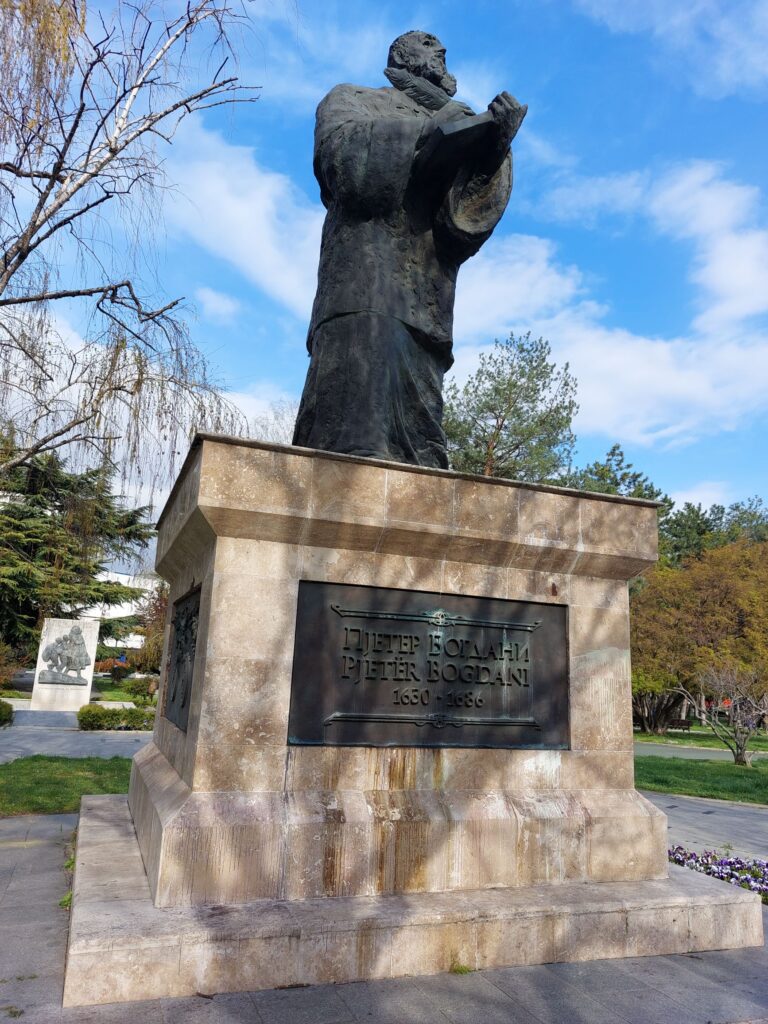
[733,749,753,767]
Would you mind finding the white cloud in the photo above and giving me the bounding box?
[517,128,578,172]
[536,160,768,336]
[195,286,241,323]
[451,229,768,447]
[228,379,298,423]
[453,62,504,112]
[670,481,732,509]
[540,171,649,225]
[166,122,323,320]
[552,320,768,446]
[573,0,768,97]
[164,126,768,453]
[454,235,585,343]
[244,6,406,111]
[647,162,768,333]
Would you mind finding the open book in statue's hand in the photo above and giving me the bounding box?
[415,98,527,185]
[416,110,496,181]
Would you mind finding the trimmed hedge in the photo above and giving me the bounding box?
[78,704,155,731]
[123,675,160,700]
[0,699,12,727]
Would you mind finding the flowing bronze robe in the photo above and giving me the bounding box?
[293,80,512,468]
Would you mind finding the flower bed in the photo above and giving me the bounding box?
[669,845,768,904]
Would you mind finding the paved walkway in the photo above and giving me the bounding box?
[643,790,768,860]
[635,741,768,761]
[0,813,766,1023]
[0,710,151,764]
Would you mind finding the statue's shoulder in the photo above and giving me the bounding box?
[317,83,397,121]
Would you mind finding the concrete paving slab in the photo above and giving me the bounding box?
[250,985,356,1024]
[642,790,768,859]
[485,964,635,1022]
[0,726,151,763]
[635,741,768,761]
[163,993,265,1024]
[12,710,79,728]
[418,972,553,1024]
[336,977,454,1023]
[0,813,78,840]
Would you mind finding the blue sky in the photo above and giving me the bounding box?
[133,0,768,509]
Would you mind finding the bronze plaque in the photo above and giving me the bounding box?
[163,587,200,733]
[288,581,568,749]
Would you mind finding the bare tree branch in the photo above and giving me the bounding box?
[674,664,768,766]
[0,0,257,486]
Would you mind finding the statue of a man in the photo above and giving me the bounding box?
[293,30,526,468]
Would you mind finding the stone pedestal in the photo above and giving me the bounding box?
[30,617,98,712]
[63,435,764,1005]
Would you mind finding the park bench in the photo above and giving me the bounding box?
[669,718,692,732]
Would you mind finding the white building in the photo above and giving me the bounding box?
[79,571,160,650]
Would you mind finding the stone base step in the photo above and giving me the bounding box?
[63,795,764,1007]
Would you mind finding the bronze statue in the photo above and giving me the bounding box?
[293,30,526,468]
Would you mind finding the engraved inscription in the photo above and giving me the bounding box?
[288,582,568,749]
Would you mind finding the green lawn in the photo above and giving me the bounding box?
[90,685,136,702]
[635,726,768,753]
[0,690,30,699]
[2,753,766,817]
[0,756,132,816]
[635,755,768,805]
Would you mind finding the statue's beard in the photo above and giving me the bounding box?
[415,60,457,97]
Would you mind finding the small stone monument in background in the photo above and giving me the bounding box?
[31,618,99,712]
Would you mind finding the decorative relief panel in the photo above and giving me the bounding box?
[163,588,200,732]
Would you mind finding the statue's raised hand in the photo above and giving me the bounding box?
[488,91,527,147]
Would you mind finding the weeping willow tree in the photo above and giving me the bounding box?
[0,0,258,487]
[0,0,85,151]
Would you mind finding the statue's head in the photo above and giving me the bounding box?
[71,626,82,636]
[387,30,457,96]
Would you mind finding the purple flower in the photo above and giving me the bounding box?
[670,846,768,905]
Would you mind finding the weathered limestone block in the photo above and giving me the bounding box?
[127,435,664,907]
[63,796,763,1007]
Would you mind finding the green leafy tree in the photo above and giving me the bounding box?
[443,332,578,481]
[663,497,768,564]
[661,503,720,565]
[566,444,673,511]
[131,582,169,675]
[631,540,768,734]
[0,449,153,652]
[631,668,684,735]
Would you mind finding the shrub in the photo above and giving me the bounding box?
[110,675,160,707]
[0,640,25,688]
[110,664,131,682]
[122,675,160,698]
[0,699,13,727]
[77,704,154,731]
[94,658,119,674]
[670,845,768,904]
